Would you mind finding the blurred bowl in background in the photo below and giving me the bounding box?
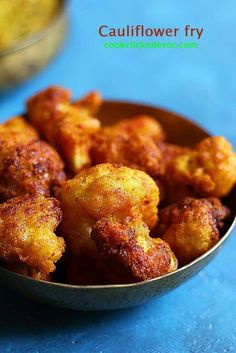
[0,0,67,92]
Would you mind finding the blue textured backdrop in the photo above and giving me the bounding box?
[0,0,235,352]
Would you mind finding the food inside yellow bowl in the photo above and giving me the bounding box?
[0,0,59,51]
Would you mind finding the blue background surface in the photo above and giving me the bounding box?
[0,0,235,352]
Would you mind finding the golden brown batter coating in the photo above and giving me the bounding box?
[113,115,166,142]
[74,91,102,115]
[0,140,66,200]
[168,136,236,198]
[92,130,163,177]
[159,197,229,265]
[0,195,65,275]
[57,163,160,256]
[0,116,39,150]
[154,142,195,203]
[91,116,165,177]
[0,87,234,283]
[92,217,177,283]
[26,86,101,173]
[157,142,190,169]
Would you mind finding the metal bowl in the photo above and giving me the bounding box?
[0,100,235,310]
[0,0,67,91]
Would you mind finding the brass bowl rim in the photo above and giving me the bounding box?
[0,0,67,58]
[0,100,235,289]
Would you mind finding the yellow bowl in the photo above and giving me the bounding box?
[0,0,67,91]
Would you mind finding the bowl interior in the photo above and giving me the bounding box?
[98,100,210,147]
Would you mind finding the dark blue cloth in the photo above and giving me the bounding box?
[0,0,235,352]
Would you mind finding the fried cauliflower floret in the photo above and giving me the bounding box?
[0,195,65,275]
[169,137,236,197]
[0,115,66,200]
[91,116,165,177]
[114,115,165,142]
[74,91,102,115]
[157,142,190,169]
[0,116,39,149]
[58,163,160,256]
[0,140,66,201]
[91,130,163,176]
[154,142,195,203]
[159,197,229,265]
[26,86,101,173]
[91,217,177,283]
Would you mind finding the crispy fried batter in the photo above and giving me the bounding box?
[0,116,39,149]
[58,163,160,256]
[168,137,236,197]
[157,142,190,169]
[0,194,65,275]
[114,115,165,142]
[26,86,101,173]
[91,217,177,283]
[0,115,66,200]
[74,91,102,115]
[91,116,165,176]
[154,142,195,203]
[92,130,163,176]
[159,197,229,265]
[0,140,66,200]
[0,87,234,283]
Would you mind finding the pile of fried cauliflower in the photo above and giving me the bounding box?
[0,86,235,284]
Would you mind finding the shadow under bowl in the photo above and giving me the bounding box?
[0,100,235,310]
